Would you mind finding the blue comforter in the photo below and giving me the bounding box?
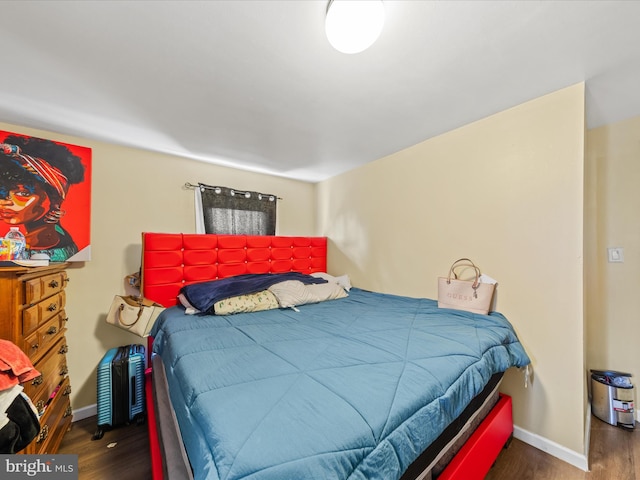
[151,288,530,480]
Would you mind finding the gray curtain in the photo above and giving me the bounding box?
[199,184,277,235]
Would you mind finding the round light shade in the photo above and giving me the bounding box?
[325,0,385,54]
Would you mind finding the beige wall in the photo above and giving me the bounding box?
[317,84,587,455]
[585,115,640,416]
[0,121,317,411]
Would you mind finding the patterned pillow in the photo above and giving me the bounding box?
[213,290,280,315]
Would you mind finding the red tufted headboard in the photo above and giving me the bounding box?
[141,233,328,307]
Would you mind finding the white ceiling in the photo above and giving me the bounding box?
[1,1,639,182]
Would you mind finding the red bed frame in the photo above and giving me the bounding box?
[140,232,512,480]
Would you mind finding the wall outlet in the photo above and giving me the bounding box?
[607,247,624,263]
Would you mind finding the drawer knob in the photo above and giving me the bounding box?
[60,366,69,376]
[63,316,69,323]
[31,375,44,386]
[36,424,49,444]
[36,400,45,416]
[63,385,72,396]
[64,406,73,418]
[58,344,69,355]
[48,303,58,312]
[47,326,58,335]
[31,343,39,351]
[49,280,59,288]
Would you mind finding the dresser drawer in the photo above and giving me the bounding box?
[23,291,66,335]
[28,376,72,455]
[24,271,68,305]
[24,337,69,415]
[23,311,67,364]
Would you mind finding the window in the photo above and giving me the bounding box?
[195,184,277,235]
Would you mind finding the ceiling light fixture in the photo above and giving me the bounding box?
[325,0,385,54]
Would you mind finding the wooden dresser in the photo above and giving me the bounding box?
[0,263,73,454]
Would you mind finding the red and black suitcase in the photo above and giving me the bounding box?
[92,344,146,440]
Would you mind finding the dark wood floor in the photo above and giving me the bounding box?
[486,417,640,480]
[59,414,638,479]
[58,415,151,479]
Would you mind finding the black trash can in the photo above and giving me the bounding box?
[590,370,635,430]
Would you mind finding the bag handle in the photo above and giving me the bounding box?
[116,302,143,327]
[447,258,481,293]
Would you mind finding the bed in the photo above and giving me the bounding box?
[140,233,530,480]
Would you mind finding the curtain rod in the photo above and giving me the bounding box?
[184,182,283,200]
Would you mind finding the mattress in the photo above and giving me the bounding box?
[150,288,530,480]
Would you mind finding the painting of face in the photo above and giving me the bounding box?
[0,131,92,262]
[0,183,52,225]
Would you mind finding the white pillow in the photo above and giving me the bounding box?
[268,280,348,308]
[310,272,352,291]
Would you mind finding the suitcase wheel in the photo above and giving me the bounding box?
[135,413,146,426]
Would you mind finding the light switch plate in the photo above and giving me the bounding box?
[607,247,624,263]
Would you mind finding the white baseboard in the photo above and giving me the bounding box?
[513,425,589,472]
[71,403,97,422]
